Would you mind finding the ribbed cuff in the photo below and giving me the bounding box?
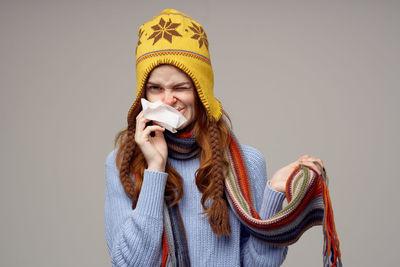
[134,169,168,219]
[259,181,286,219]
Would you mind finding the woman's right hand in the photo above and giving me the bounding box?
[270,155,325,193]
[135,111,168,172]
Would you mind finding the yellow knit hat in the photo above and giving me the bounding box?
[128,9,222,122]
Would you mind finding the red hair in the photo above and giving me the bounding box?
[113,68,233,236]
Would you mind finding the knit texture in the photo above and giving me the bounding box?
[105,145,288,267]
[128,8,222,122]
[164,129,200,160]
[225,134,342,267]
[159,131,342,267]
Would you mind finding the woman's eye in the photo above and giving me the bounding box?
[148,86,161,90]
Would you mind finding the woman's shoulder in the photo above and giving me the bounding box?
[238,144,269,208]
[105,149,118,168]
[239,144,266,168]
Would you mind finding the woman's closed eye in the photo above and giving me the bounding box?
[147,84,193,93]
[147,85,162,91]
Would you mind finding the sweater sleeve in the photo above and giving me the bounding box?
[239,145,288,267]
[104,150,168,267]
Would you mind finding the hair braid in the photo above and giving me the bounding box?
[119,97,143,209]
[119,127,136,202]
[207,118,231,236]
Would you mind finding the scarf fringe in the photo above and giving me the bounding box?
[322,177,342,267]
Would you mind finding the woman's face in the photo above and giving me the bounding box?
[145,65,196,130]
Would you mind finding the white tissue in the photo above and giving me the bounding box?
[141,98,187,133]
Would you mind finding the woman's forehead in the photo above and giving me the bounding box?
[147,65,193,84]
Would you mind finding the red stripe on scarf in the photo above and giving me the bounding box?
[229,136,260,219]
[176,130,193,138]
[161,230,169,267]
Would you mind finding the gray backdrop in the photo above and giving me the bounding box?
[1,0,399,266]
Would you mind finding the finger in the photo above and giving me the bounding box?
[298,154,311,161]
[136,114,151,131]
[312,160,324,172]
[300,157,317,165]
[136,110,144,121]
[300,161,322,175]
[312,158,324,168]
[154,127,166,137]
[295,155,309,165]
[302,157,325,169]
[135,113,153,141]
[291,160,302,167]
[143,125,165,137]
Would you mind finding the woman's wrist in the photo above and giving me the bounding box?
[147,161,166,172]
[269,179,285,193]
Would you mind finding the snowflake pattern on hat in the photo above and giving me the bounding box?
[147,17,182,45]
[188,22,209,50]
[135,28,144,54]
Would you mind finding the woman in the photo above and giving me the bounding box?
[105,9,326,267]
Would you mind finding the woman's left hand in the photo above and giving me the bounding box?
[269,155,325,193]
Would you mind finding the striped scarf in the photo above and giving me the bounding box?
[162,130,342,267]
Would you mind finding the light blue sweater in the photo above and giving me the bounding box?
[105,144,288,267]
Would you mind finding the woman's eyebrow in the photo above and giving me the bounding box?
[173,82,191,86]
[146,81,191,87]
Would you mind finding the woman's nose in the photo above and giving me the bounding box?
[163,90,176,105]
